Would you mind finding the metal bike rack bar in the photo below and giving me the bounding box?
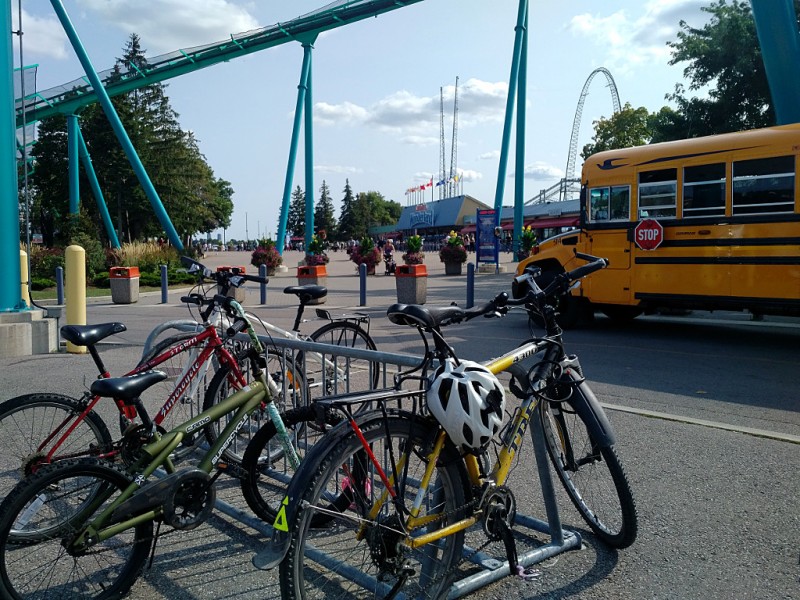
[195,334,582,597]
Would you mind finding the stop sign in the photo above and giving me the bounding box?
[634,219,664,250]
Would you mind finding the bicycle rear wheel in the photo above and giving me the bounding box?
[307,321,380,396]
[0,393,112,501]
[279,414,468,600]
[202,349,307,469]
[0,458,152,599]
[540,396,638,548]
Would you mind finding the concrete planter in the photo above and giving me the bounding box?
[444,261,463,276]
[396,264,427,304]
[109,266,140,304]
[298,265,328,305]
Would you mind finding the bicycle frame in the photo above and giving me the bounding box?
[69,380,269,550]
[38,322,246,464]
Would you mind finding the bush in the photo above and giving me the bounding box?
[27,246,64,280]
[251,239,283,275]
[349,236,381,270]
[71,233,106,279]
[439,231,468,264]
[139,272,163,287]
[30,277,56,291]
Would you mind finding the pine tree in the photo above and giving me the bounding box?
[313,180,337,238]
[287,185,306,238]
[337,179,357,242]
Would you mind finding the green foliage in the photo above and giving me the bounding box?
[28,246,64,280]
[109,241,179,274]
[30,277,56,291]
[519,225,538,252]
[251,242,283,274]
[314,181,337,239]
[70,233,106,279]
[350,235,381,269]
[581,103,652,159]
[666,0,782,134]
[406,235,423,253]
[287,186,306,237]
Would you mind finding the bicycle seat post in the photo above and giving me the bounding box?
[292,299,307,333]
[87,343,109,377]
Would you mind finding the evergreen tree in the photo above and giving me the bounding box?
[337,179,358,242]
[287,185,306,238]
[313,180,337,238]
[29,114,69,246]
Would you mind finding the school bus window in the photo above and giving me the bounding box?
[732,155,794,215]
[683,163,726,218]
[610,185,630,220]
[590,185,630,221]
[638,168,677,219]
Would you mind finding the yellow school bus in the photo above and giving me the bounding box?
[514,123,800,325]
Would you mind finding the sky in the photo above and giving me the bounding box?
[14,0,712,241]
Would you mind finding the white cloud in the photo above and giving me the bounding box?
[568,0,707,73]
[78,0,260,52]
[314,101,369,126]
[14,7,69,59]
[457,169,482,183]
[509,162,564,181]
[314,165,362,175]
[313,78,507,144]
[479,150,500,160]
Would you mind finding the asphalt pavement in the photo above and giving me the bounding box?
[1,249,797,599]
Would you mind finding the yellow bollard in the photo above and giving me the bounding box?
[65,245,87,354]
[19,250,30,308]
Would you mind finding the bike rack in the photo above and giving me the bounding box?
[197,334,583,597]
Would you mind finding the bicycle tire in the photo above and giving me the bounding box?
[0,393,113,502]
[0,458,152,599]
[307,321,380,395]
[540,396,638,548]
[240,404,341,524]
[202,348,307,468]
[279,414,469,600]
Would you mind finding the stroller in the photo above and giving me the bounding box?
[384,248,396,275]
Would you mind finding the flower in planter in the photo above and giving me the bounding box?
[305,232,330,266]
[402,234,425,265]
[519,225,539,255]
[250,238,283,275]
[349,235,382,271]
[439,231,468,264]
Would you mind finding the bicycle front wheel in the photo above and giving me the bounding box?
[241,405,341,524]
[0,458,152,599]
[307,321,380,395]
[202,349,307,469]
[0,393,113,501]
[280,414,469,600]
[540,396,638,548]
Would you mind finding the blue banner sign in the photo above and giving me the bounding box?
[476,209,498,264]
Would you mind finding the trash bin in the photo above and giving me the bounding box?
[217,266,247,302]
[109,266,140,304]
[396,264,427,304]
[297,265,327,305]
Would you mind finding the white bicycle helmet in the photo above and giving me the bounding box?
[427,359,506,451]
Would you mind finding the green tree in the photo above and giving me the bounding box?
[287,185,305,238]
[337,179,358,241]
[313,180,337,238]
[665,0,800,136]
[581,103,652,159]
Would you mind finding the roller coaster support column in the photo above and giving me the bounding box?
[0,0,23,311]
[492,0,528,258]
[67,114,79,215]
[304,50,315,252]
[49,0,183,250]
[276,37,317,255]
[78,128,120,248]
[513,8,528,262]
[750,0,800,125]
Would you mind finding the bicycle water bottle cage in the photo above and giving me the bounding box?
[61,322,127,347]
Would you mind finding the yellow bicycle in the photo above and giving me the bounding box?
[257,252,638,599]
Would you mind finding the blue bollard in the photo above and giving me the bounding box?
[56,266,65,305]
[467,263,475,308]
[259,264,268,304]
[359,263,367,306]
[160,265,168,304]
